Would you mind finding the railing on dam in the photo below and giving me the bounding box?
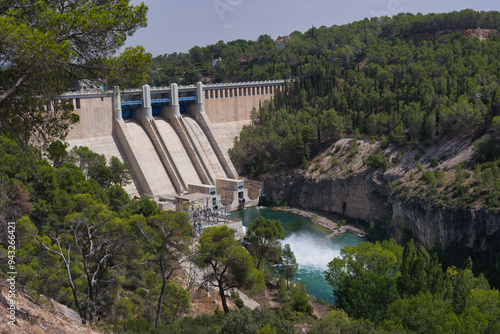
[57,80,286,99]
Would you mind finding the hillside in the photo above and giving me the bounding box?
[0,280,101,334]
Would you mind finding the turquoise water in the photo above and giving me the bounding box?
[231,207,365,303]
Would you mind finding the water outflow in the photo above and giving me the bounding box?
[283,233,342,270]
[232,207,365,303]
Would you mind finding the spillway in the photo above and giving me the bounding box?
[124,119,176,197]
[182,116,227,180]
[154,117,202,187]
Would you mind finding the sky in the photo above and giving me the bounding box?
[124,0,499,57]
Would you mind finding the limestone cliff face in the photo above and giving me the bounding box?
[262,169,500,265]
[262,171,392,225]
[389,198,500,264]
[259,137,500,267]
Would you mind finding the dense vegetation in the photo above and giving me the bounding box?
[226,15,500,176]
[323,239,499,333]
[0,136,295,330]
[0,0,150,150]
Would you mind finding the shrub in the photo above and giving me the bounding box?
[277,276,288,302]
[230,291,245,309]
[292,281,313,314]
[367,153,388,171]
[392,152,403,164]
[417,161,423,172]
[430,157,439,167]
[380,134,389,149]
[421,171,436,185]
[435,170,446,187]
[348,141,360,157]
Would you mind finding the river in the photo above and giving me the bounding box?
[231,206,365,303]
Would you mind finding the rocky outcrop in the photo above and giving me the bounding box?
[262,171,392,225]
[0,281,102,334]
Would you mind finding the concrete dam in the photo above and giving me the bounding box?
[61,81,285,210]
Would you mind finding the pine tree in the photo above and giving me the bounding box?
[281,244,298,288]
[277,276,288,302]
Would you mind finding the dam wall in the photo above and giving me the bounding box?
[203,83,283,123]
[60,80,284,207]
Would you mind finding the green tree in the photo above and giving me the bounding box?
[325,240,402,323]
[247,216,285,269]
[105,184,130,212]
[28,195,133,324]
[163,283,191,324]
[133,211,192,327]
[383,292,458,334]
[291,281,313,314]
[281,243,298,288]
[109,156,133,187]
[277,276,288,302]
[195,225,254,313]
[0,0,149,149]
[397,239,428,297]
[47,140,69,168]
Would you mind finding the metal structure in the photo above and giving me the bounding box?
[186,196,232,304]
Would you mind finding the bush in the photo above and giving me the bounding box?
[435,170,446,187]
[392,152,403,164]
[486,191,500,207]
[292,281,313,314]
[473,138,500,164]
[380,134,389,149]
[367,153,388,171]
[277,276,288,302]
[417,161,423,172]
[421,171,436,185]
[230,291,245,309]
[219,307,295,334]
[430,157,439,167]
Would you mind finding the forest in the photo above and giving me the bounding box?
[1,136,500,333]
[2,8,500,334]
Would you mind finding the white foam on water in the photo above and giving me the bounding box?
[283,233,342,271]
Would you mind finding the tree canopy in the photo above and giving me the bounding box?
[195,225,255,314]
[246,216,285,268]
[0,0,151,149]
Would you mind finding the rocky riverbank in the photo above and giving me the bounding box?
[273,206,366,240]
